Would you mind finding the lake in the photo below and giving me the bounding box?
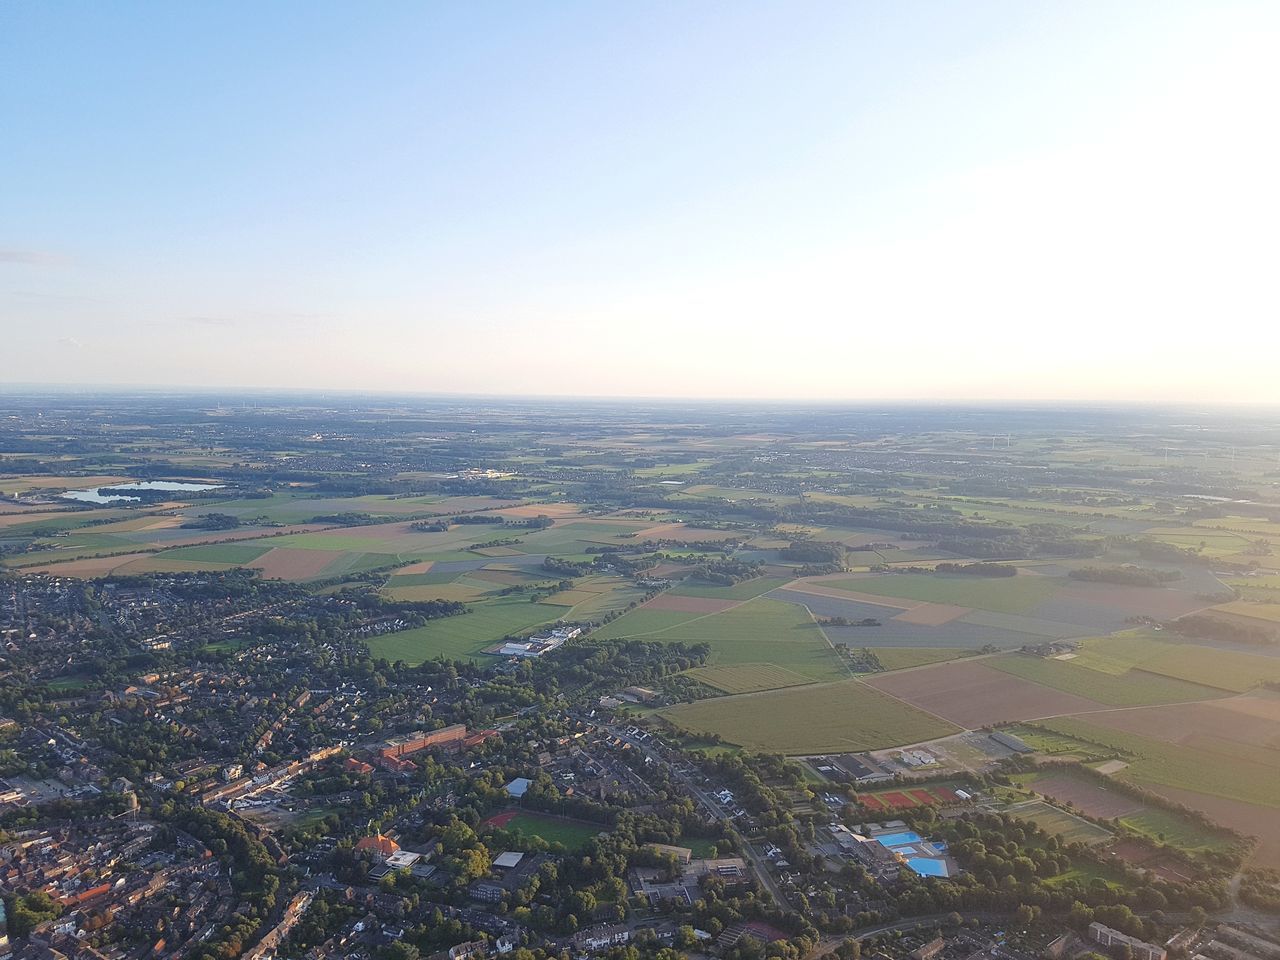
[62,481,225,504]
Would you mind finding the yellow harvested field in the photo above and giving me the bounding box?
[396,560,435,574]
[1212,601,1280,623]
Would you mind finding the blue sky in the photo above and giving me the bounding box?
[2,1,1277,399]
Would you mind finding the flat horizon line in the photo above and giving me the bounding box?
[1,380,1278,412]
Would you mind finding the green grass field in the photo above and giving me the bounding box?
[1037,717,1280,809]
[662,679,959,754]
[684,663,816,693]
[154,542,274,564]
[986,653,1225,706]
[1072,635,1280,692]
[824,572,1062,614]
[365,597,562,664]
[1003,724,1111,761]
[591,606,719,640]
[668,577,791,601]
[872,647,973,671]
[647,597,847,681]
[504,812,605,850]
[1005,799,1114,845]
[1118,808,1240,853]
[595,596,846,682]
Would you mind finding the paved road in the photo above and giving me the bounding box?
[605,723,792,909]
[809,912,1017,958]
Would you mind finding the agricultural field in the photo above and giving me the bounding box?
[820,572,1062,614]
[683,663,815,694]
[985,652,1226,707]
[1069,635,1280,693]
[870,647,973,671]
[365,597,563,664]
[666,577,791,601]
[661,679,959,754]
[1212,600,1280,623]
[596,595,847,682]
[1035,716,1280,809]
[864,659,1104,727]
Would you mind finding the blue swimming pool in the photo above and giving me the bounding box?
[907,857,949,877]
[875,831,922,847]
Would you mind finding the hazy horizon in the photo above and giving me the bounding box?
[4,1,1278,402]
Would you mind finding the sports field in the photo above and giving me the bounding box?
[661,679,958,754]
[365,597,562,664]
[1004,799,1114,845]
[1117,807,1239,854]
[485,811,604,850]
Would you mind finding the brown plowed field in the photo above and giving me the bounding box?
[644,594,738,614]
[1031,772,1144,818]
[1085,695,1280,749]
[1054,582,1207,619]
[249,548,338,580]
[865,660,1103,727]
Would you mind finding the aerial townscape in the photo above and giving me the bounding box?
[3,2,1277,960]
[0,395,1275,960]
